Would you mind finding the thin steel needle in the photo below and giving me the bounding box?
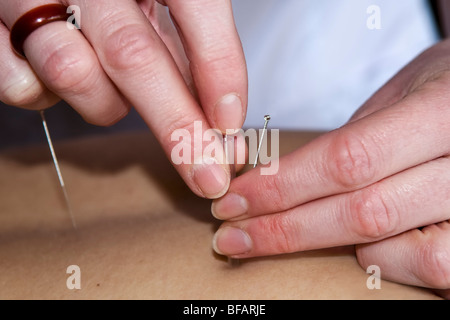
[40,110,77,230]
[253,115,271,168]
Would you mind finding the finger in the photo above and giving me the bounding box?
[164,0,248,133]
[213,157,450,258]
[138,1,194,94]
[356,220,450,291]
[72,0,231,198]
[0,0,131,126]
[350,40,450,122]
[433,289,450,300]
[0,19,59,109]
[212,74,450,220]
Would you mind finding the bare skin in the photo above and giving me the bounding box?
[0,131,440,299]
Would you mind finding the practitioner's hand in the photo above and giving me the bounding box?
[0,0,247,199]
[213,39,450,297]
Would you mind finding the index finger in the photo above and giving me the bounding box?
[212,75,450,219]
[70,0,232,198]
[163,0,248,133]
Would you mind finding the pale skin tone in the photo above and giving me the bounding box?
[0,131,441,299]
[213,39,450,299]
[0,0,247,200]
[1,0,448,299]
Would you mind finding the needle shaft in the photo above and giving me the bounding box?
[253,115,271,168]
[40,110,77,230]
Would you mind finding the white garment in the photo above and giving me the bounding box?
[232,0,439,130]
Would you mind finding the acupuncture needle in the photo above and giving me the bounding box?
[40,110,77,230]
[253,115,271,168]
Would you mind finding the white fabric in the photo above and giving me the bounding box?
[232,0,440,130]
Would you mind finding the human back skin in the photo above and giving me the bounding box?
[0,131,440,300]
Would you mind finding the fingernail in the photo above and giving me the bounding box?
[213,227,252,256]
[193,160,229,199]
[215,93,243,133]
[211,193,248,220]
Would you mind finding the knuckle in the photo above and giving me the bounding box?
[348,186,399,241]
[256,214,297,254]
[162,112,197,143]
[162,113,203,160]
[328,131,378,189]
[198,50,245,75]
[258,176,288,212]
[418,237,450,289]
[102,23,156,71]
[42,42,96,94]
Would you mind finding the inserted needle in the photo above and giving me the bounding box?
[253,115,271,168]
[40,110,77,230]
